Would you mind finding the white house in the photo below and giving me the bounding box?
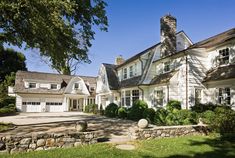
[96,14,235,110]
[8,71,96,112]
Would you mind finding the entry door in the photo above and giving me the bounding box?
[72,99,78,110]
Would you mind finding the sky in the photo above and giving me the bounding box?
[5,0,235,76]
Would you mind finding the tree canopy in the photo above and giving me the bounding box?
[0,0,108,74]
[0,47,27,82]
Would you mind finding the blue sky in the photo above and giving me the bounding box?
[5,0,235,76]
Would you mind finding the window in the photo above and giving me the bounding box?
[129,66,133,77]
[153,90,164,107]
[51,84,57,89]
[195,89,202,105]
[22,102,40,105]
[29,83,36,88]
[123,68,127,79]
[90,87,95,91]
[125,90,131,106]
[74,83,79,90]
[164,61,170,73]
[218,48,229,65]
[218,88,231,105]
[46,102,62,106]
[132,90,139,104]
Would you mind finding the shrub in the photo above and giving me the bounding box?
[127,100,148,121]
[202,107,235,134]
[153,108,168,125]
[105,103,118,118]
[143,108,155,123]
[0,97,15,108]
[175,109,198,125]
[191,102,226,113]
[117,107,127,119]
[84,104,98,114]
[0,103,16,116]
[166,100,181,112]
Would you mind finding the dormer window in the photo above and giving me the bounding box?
[123,68,127,79]
[129,66,133,77]
[74,83,79,90]
[51,84,57,89]
[218,48,229,65]
[29,83,36,88]
[90,87,95,91]
[164,61,171,73]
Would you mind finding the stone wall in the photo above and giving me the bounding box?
[0,130,102,154]
[130,125,208,140]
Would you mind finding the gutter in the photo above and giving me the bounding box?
[184,51,189,110]
[138,57,144,100]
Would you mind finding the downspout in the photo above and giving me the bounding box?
[138,57,144,100]
[185,52,189,110]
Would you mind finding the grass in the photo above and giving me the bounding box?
[1,135,235,158]
[0,122,13,132]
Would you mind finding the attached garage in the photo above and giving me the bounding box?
[22,102,42,112]
[45,102,63,112]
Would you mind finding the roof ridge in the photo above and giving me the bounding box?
[191,27,235,47]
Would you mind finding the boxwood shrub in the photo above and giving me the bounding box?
[105,103,118,118]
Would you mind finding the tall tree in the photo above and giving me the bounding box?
[0,47,27,82]
[0,0,108,75]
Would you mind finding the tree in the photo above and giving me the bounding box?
[0,0,108,75]
[0,47,27,82]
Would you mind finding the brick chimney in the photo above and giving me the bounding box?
[160,14,177,57]
[115,55,125,65]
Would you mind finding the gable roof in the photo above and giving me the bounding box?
[203,65,235,83]
[116,43,161,69]
[14,71,96,94]
[103,63,119,90]
[190,28,235,49]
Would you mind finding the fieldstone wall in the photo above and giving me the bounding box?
[0,130,102,154]
[130,125,208,140]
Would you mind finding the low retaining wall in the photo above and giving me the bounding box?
[130,125,208,140]
[0,130,102,154]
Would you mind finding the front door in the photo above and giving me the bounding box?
[70,99,83,111]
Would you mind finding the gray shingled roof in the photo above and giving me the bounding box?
[103,64,119,90]
[120,76,142,88]
[150,71,178,85]
[190,28,235,49]
[14,71,97,94]
[203,65,235,83]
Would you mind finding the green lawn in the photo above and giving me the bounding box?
[2,135,235,158]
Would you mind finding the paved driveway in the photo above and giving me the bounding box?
[0,112,97,125]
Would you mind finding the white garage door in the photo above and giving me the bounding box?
[23,102,41,112]
[46,102,63,112]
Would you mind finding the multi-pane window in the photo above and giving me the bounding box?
[164,61,170,73]
[51,84,57,89]
[195,89,202,105]
[74,83,79,90]
[125,90,131,106]
[218,48,229,65]
[29,83,36,88]
[22,102,40,105]
[123,68,127,79]
[153,90,164,107]
[46,102,62,106]
[132,90,139,104]
[218,88,231,105]
[129,66,133,77]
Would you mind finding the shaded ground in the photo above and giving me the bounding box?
[0,113,136,143]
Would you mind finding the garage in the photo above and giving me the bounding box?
[45,102,63,112]
[22,102,42,112]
